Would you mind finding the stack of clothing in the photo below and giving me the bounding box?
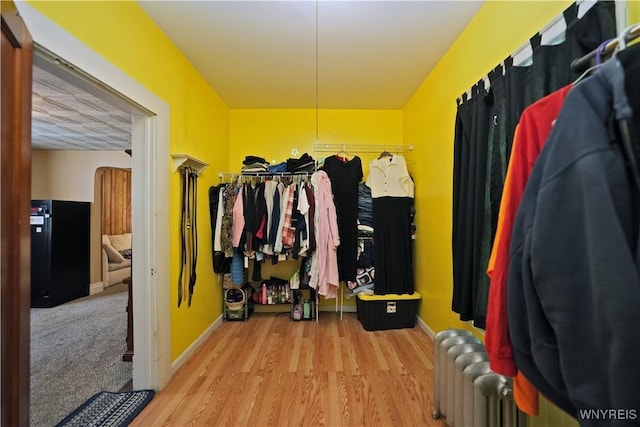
[286,153,315,173]
[268,162,287,173]
[349,183,375,296]
[242,155,269,173]
[357,183,373,228]
[346,238,375,296]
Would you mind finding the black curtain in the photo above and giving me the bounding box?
[452,83,491,326]
[451,1,617,328]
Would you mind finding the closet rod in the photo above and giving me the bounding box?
[510,0,597,64]
[313,142,414,154]
[218,171,313,180]
[458,0,595,102]
[570,23,640,73]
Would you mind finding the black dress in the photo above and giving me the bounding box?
[323,155,363,282]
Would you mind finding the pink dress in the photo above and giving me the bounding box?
[310,171,340,298]
[231,186,245,249]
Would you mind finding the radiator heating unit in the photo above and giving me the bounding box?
[432,329,528,427]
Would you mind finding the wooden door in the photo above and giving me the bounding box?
[0,2,33,425]
[102,167,132,236]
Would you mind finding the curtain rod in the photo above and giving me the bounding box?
[458,0,593,103]
[509,0,597,65]
[570,23,640,73]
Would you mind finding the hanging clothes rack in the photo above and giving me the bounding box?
[570,23,640,72]
[218,171,313,182]
[313,142,414,156]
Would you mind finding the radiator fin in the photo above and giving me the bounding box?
[432,329,527,427]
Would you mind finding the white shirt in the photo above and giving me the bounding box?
[366,155,414,198]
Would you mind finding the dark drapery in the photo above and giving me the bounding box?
[451,1,617,328]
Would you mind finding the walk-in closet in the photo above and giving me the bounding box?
[4,1,639,426]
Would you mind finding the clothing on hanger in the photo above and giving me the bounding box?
[508,47,640,417]
[366,154,414,295]
[485,83,573,417]
[323,155,363,282]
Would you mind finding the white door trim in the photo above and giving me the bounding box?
[16,1,171,390]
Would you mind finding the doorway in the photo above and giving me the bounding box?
[16,0,172,395]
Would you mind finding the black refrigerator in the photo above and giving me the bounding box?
[31,200,91,308]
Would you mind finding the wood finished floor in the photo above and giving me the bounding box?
[131,312,446,427]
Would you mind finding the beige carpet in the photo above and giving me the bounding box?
[30,283,132,427]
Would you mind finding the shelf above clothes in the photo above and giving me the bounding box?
[217,171,314,182]
[313,142,414,156]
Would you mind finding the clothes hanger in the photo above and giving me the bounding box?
[572,38,611,85]
[378,151,393,160]
[612,24,639,55]
[336,151,351,161]
[335,143,351,161]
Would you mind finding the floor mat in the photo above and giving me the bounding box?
[55,390,154,427]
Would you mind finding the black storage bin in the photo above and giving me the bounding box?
[356,292,421,331]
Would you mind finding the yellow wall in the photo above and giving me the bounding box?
[402,1,640,426]
[229,109,403,167]
[28,1,231,360]
[632,1,640,26]
[230,109,403,307]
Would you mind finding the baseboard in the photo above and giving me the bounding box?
[90,281,104,295]
[417,316,436,340]
[171,314,224,374]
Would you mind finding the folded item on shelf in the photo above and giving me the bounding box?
[243,155,268,166]
[356,266,375,286]
[268,162,287,173]
[286,153,315,172]
[358,183,374,227]
[358,225,374,233]
[241,163,269,173]
[357,241,374,268]
[353,284,374,295]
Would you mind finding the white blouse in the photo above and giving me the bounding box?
[366,155,414,198]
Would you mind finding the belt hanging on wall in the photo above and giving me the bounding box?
[178,166,199,307]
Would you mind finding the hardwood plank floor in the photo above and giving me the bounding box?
[131,312,446,427]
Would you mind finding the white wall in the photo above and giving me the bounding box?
[32,150,131,201]
[32,150,132,286]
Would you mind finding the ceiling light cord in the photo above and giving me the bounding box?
[315,0,319,143]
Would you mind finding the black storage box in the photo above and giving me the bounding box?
[356,292,421,331]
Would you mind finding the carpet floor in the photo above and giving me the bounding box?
[30,283,132,427]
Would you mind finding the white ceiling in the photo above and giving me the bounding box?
[139,0,484,109]
[31,0,484,150]
[32,65,133,150]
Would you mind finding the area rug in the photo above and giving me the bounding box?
[55,390,155,427]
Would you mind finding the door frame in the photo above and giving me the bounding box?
[1,2,33,424]
[16,2,172,390]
